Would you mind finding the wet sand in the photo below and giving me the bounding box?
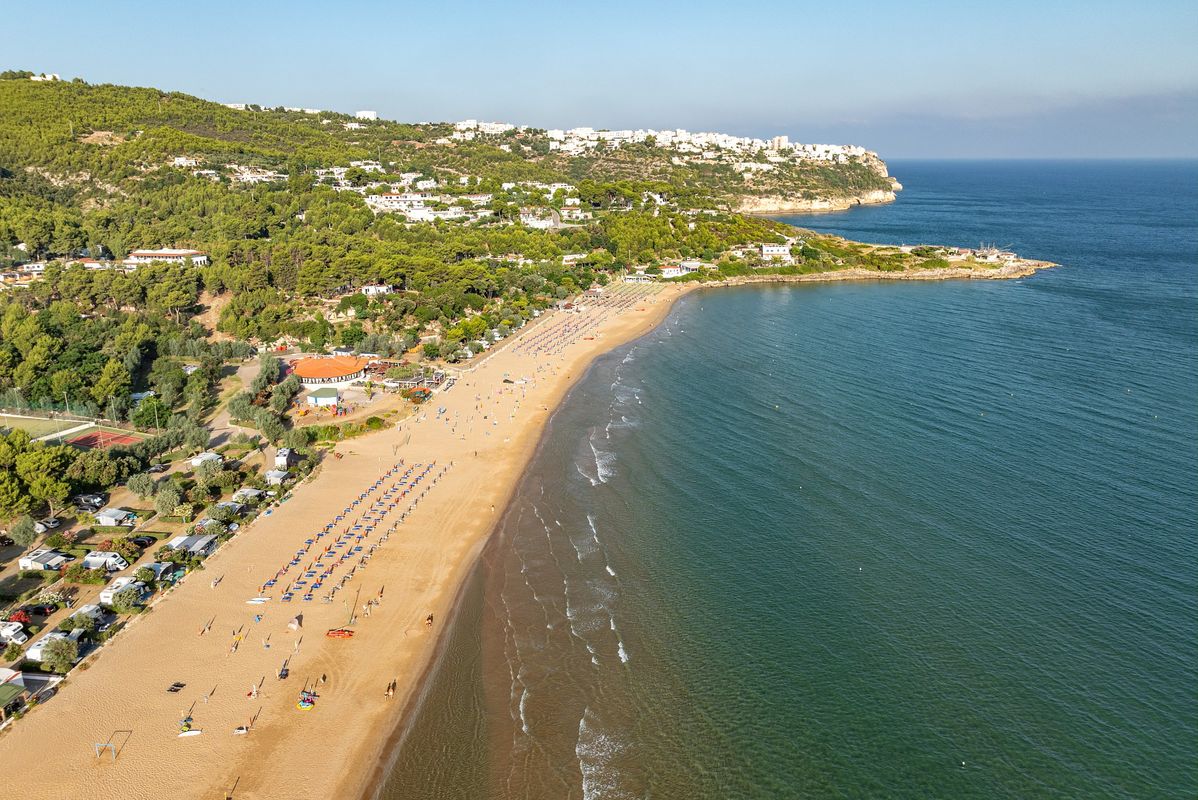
[0,282,687,800]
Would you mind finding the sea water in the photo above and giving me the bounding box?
[379,161,1198,799]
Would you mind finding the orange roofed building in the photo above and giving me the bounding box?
[290,355,369,386]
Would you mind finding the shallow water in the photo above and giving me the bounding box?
[379,160,1198,799]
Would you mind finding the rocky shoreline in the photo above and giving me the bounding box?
[736,184,901,215]
[707,258,1058,286]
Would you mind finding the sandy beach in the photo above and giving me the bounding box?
[0,281,688,800]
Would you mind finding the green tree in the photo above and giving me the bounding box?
[130,396,170,429]
[91,359,132,406]
[64,450,140,490]
[183,424,209,454]
[110,586,143,614]
[283,427,311,450]
[11,515,38,548]
[15,448,73,517]
[0,470,29,517]
[154,484,181,516]
[41,637,79,674]
[127,472,156,499]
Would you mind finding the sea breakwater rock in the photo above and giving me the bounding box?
[737,188,897,215]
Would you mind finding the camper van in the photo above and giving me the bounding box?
[0,621,28,645]
[99,577,147,607]
[81,551,129,572]
[26,629,85,663]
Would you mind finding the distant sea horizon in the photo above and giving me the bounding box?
[378,159,1198,800]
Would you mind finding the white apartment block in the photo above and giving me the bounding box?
[123,249,210,267]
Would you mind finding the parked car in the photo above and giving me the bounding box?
[147,463,170,474]
[0,535,14,547]
[21,603,57,617]
[129,535,157,548]
[33,521,46,535]
[39,517,61,529]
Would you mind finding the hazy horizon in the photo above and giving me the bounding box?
[4,0,1196,159]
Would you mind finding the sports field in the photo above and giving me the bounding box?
[0,413,80,439]
[66,425,148,449]
[0,414,149,448]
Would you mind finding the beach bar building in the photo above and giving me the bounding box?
[291,356,368,387]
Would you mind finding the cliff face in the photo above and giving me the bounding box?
[735,150,903,214]
[736,185,899,215]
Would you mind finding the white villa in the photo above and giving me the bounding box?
[123,249,210,267]
[761,243,794,263]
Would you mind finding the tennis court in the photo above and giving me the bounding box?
[66,425,148,449]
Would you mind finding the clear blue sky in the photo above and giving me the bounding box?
[5,0,1196,157]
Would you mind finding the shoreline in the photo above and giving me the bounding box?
[357,293,691,800]
[353,258,1057,798]
[0,261,1051,800]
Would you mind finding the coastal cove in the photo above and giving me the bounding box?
[376,160,1197,800]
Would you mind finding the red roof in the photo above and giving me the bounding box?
[292,356,369,380]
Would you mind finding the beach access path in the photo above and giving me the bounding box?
[0,282,687,800]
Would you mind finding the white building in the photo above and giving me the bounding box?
[761,243,793,263]
[519,208,554,229]
[123,249,210,267]
[559,207,591,222]
[361,283,393,297]
[365,193,427,214]
[355,110,378,120]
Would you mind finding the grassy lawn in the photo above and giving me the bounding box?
[0,413,80,439]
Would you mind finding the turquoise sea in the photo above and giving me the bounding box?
[380,161,1198,799]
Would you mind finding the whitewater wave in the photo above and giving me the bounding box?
[588,435,616,484]
[609,617,630,663]
[576,706,633,800]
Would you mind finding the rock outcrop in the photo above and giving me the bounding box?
[736,185,898,215]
